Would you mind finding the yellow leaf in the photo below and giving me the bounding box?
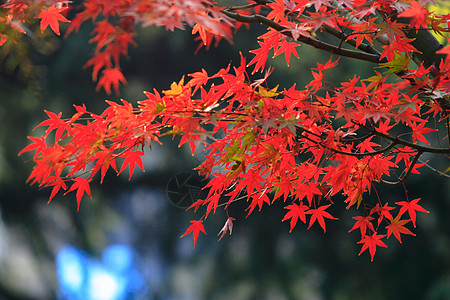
[163,76,185,96]
[443,165,450,174]
[428,2,450,43]
[257,85,280,97]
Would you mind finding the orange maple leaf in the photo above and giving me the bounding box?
[192,23,208,46]
[35,5,70,35]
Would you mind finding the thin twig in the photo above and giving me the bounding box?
[417,158,450,178]
[379,150,423,185]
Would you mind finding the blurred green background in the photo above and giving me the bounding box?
[0,14,449,300]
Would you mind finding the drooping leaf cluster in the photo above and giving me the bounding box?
[4,0,450,260]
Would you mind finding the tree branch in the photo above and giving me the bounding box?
[357,122,450,154]
[320,25,383,58]
[296,125,397,158]
[222,10,382,64]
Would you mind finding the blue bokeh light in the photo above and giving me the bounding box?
[56,246,86,299]
[102,244,133,273]
[56,244,146,300]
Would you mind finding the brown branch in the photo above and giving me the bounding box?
[296,125,397,158]
[221,10,382,64]
[357,122,450,154]
[320,25,383,58]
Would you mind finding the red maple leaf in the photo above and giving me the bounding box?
[246,191,271,216]
[48,176,67,203]
[97,68,127,95]
[274,39,299,67]
[410,121,436,145]
[188,69,209,93]
[306,204,338,233]
[186,199,205,212]
[65,177,92,210]
[394,146,415,166]
[181,220,206,248]
[118,150,145,180]
[386,215,415,243]
[34,110,69,142]
[313,57,339,72]
[192,23,208,46]
[348,17,377,47]
[295,182,322,206]
[358,233,387,261]
[273,175,294,201]
[357,136,379,153]
[204,173,228,197]
[19,136,47,157]
[409,160,428,175]
[282,202,309,232]
[267,0,285,23]
[84,52,112,81]
[90,151,118,184]
[35,5,70,35]
[376,119,394,135]
[248,40,271,74]
[205,192,221,217]
[398,1,429,29]
[306,71,323,91]
[348,215,375,237]
[370,203,394,225]
[396,198,429,227]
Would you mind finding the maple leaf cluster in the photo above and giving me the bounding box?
[1,0,231,93]
[5,0,450,260]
